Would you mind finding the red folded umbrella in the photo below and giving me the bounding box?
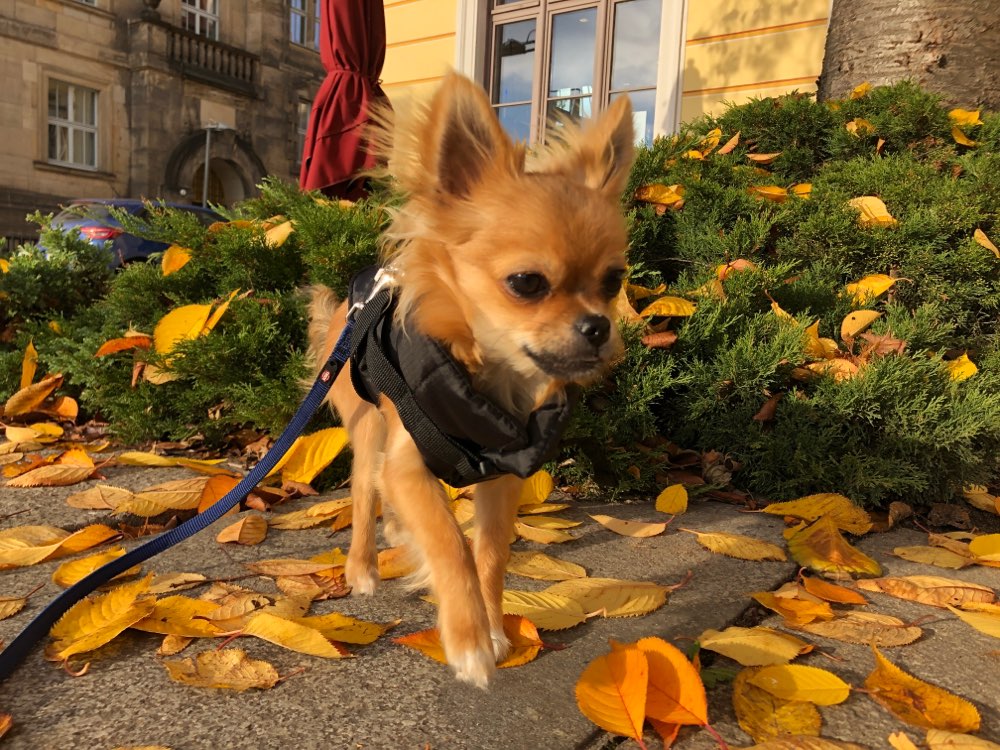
[299,0,388,200]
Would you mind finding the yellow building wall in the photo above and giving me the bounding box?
[382,0,458,103]
[680,0,829,123]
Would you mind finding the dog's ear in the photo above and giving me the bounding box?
[549,97,635,198]
[421,72,517,198]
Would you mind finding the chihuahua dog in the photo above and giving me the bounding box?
[308,72,634,687]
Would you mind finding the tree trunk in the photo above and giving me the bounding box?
[818,0,1000,109]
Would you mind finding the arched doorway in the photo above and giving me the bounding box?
[164,129,265,207]
[192,158,246,205]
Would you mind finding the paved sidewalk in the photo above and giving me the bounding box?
[0,464,998,749]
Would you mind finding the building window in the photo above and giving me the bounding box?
[182,0,220,40]
[489,0,662,145]
[296,100,311,167]
[290,0,321,50]
[47,80,98,170]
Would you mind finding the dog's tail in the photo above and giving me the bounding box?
[306,284,341,379]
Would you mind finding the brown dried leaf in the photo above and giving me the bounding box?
[856,575,995,609]
[791,611,922,647]
[163,648,279,691]
[216,515,267,545]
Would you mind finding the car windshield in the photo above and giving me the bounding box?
[54,204,118,225]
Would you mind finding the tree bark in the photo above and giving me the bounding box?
[819,0,1000,109]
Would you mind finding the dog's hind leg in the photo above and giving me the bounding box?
[471,475,523,662]
[379,403,495,688]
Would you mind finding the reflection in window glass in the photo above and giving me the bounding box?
[494,20,536,104]
[611,89,656,145]
[497,104,532,143]
[610,0,661,91]
[548,8,596,96]
[47,79,99,169]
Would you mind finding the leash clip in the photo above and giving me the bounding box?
[347,267,396,321]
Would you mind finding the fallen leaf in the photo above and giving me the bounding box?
[846,117,876,137]
[51,547,137,588]
[4,373,63,418]
[516,502,572,515]
[762,493,872,535]
[683,529,786,561]
[656,484,688,515]
[963,486,999,515]
[240,612,349,658]
[856,575,995,608]
[749,185,789,203]
[518,515,582,530]
[502,589,587,630]
[506,551,586,581]
[748,664,850,705]
[748,152,781,165]
[864,646,980,731]
[952,127,977,147]
[926,729,1000,750]
[634,183,685,208]
[575,646,648,742]
[949,109,984,127]
[153,303,213,355]
[163,648,279,691]
[631,636,707,725]
[732,667,822,743]
[851,82,872,98]
[377,546,416,579]
[292,612,396,645]
[893,546,970,570]
[741,739,866,750]
[245,559,338,577]
[641,331,679,349]
[514,521,575,544]
[716,131,740,155]
[264,220,294,248]
[0,524,119,570]
[396,614,542,668]
[158,634,194,656]
[197,474,242,514]
[786,517,882,578]
[699,626,811,666]
[889,731,921,750]
[116,477,210,516]
[130,595,223,637]
[0,714,10,741]
[800,576,867,604]
[6,464,94,488]
[94,335,153,357]
[848,196,898,227]
[589,514,667,538]
[846,273,896,303]
[545,577,670,618]
[973,229,1000,259]
[947,353,978,382]
[841,310,882,343]
[791,611,922,647]
[947,604,1000,639]
[640,296,696,318]
[216,515,268,545]
[147,572,208,594]
[751,591,833,626]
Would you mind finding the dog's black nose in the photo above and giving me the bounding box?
[575,314,610,347]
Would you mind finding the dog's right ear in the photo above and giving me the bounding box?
[420,72,521,199]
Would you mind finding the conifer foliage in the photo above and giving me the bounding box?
[1,84,998,507]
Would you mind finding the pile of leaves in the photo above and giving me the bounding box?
[3,82,1000,507]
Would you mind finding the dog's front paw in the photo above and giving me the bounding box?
[448,644,496,689]
[490,628,511,663]
[345,558,380,596]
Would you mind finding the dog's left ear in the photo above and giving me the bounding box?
[554,97,635,198]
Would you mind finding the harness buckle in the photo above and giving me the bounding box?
[347,267,397,321]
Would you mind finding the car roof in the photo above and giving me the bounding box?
[67,199,220,215]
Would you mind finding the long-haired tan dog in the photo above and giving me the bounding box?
[309,72,634,687]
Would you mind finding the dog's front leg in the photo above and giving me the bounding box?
[380,404,495,688]
[471,475,523,662]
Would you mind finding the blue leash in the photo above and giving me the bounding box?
[0,319,356,682]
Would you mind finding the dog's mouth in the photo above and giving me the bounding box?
[523,346,604,381]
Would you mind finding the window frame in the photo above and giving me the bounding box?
[46,79,100,171]
[289,0,321,51]
[182,0,221,40]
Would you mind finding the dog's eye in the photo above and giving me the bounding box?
[507,273,550,300]
[601,269,627,298]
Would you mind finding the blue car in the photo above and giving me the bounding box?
[46,199,222,268]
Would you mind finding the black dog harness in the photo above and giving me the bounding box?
[347,266,577,488]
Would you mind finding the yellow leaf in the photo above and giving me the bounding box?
[0,258,8,273]
[506,551,586,581]
[0,592,32,621]
[634,183,685,207]
[0,523,118,570]
[856,575,995,608]
[589,514,667,538]
[717,131,740,155]
[245,558,339,577]
[748,185,789,203]
[4,373,63,419]
[973,228,1000,259]
[846,117,876,136]
[699,626,810,666]
[153,304,213,354]
[51,547,136,588]
[115,451,224,469]
[9,422,63,444]
[514,520,575,544]
[292,612,396,645]
[889,732,921,750]
[216,515,268,545]
[683,149,704,160]
[751,590,834,626]
[655,484,688,515]
[5,464,94,488]
[393,626,447,663]
[850,82,873,98]
[575,646,648,741]
[747,152,781,165]
[949,109,983,127]
[792,611,922,647]
[273,427,349,485]
[147,571,207,595]
[800,576,867,604]
[20,340,38,390]
[700,127,722,153]
[946,604,1000,639]
[131,595,224,637]
[968,533,1000,562]
[377,546,417,579]
[517,502,571,515]
[961,486,998,515]
[732,667,822,743]
[865,646,980,731]
[519,470,555,505]
[518,515,582,530]
[762,493,872,535]
[848,196,898,227]
[846,273,896,303]
[240,612,349,658]
[161,245,191,276]
[502,589,587,630]
[640,296,696,318]
[927,730,1000,750]
[202,289,240,334]
[894,545,971,570]
[952,126,978,147]
[791,183,812,198]
[163,648,279,691]
[786,517,882,578]
[263,220,295,248]
[841,309,882,341]
[803,321,836,360]
[116,477,210,516]
[805,358,859,381]
[683,529,786,561]
[545,577,669,618]
[770,300,795,322]
[48,576,156,660]
[748,664,850,705]
[947,353,978,382]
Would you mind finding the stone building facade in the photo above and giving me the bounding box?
[0,0,327,247]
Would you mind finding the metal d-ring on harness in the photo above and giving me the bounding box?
[0,271,395,683]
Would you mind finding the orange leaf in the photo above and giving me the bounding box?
[801,576,868,605]
[4,374,63,418]
[633,637,707,725]
[716,131,740,155]
[161,245,192,276]
[198,474,242,514]
[20,340,38,390]
[95,336,153,357]
[747,152,781,165]
[575,646,648,742]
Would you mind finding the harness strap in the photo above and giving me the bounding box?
[350,290,489,486]
[0,319,356,683]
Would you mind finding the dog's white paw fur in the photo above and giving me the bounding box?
[449,645,496,690]
[491,629,511,662]
[345,560,379,595]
